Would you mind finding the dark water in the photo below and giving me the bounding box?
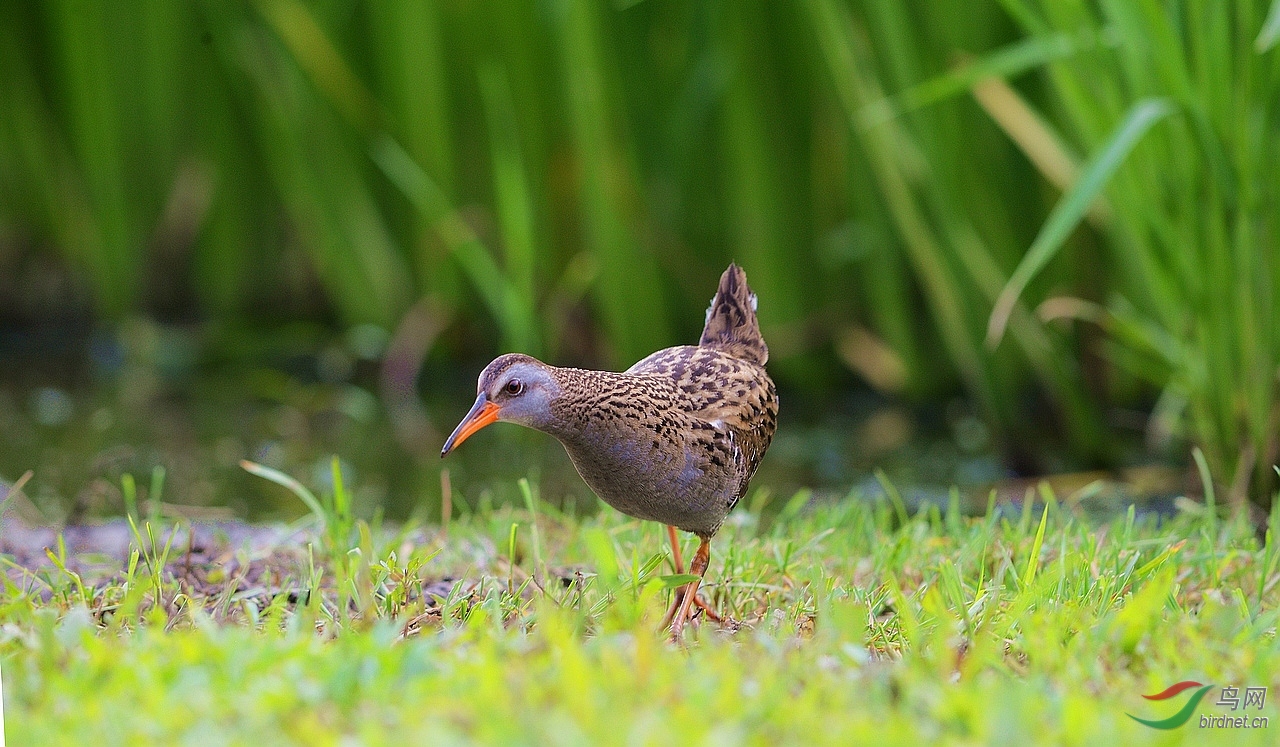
[1,319,1171,526]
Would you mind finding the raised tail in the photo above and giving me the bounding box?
[699,263,768,365]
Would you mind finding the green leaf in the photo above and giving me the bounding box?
[1192,447,1217,536]
[1257,0,1280,52]
[987,98,1176,346]
[478,63,540,355]
[864,32,1078,125]
[1135,540,1186,578]
[240,459,326,528]
[1022,501,1050,588]
[370,135,535,350]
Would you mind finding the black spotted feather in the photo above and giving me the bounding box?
[470,264,777,538]
[698,263,768,366]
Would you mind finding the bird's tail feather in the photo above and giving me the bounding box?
[699,263,768,365]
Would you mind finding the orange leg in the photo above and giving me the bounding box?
[670,524,721,624]
[659,529,723,631]
[668,537,712,641]
[660,526,687,629]
[666,525,685,573]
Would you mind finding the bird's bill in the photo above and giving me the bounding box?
[441,395,501,456]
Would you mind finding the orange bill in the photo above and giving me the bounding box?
[441,395,501,456]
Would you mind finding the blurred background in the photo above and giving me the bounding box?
[1,0,1277,522]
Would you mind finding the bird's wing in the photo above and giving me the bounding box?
[698,385,776,510]
[629,346,776,509]
[672,349,778,510]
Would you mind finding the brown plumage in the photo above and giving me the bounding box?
[442,263,777,637]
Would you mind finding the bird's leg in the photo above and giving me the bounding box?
[660,525,688,630]
[659,529,721,630]
[666,524,685,573]
[668,536,711,641]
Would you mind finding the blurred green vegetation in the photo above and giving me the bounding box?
[1,1,1278,508]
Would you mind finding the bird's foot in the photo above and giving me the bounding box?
[663,588,726,642]
[692,594,723,623]
[664,536,715,641]
[660,584,722,631]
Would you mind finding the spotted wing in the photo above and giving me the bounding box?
[639,347,777,511]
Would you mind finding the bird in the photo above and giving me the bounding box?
[441,263,777,638]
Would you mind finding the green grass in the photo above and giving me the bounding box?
[3,474,1278,744]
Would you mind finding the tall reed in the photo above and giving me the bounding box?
[981,1,1280,508]
[4,1,1275,489]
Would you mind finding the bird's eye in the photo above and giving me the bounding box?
[504,379,524,396]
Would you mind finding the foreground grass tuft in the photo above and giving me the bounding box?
[2,485,1278,744]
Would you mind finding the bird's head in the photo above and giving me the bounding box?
[440,353,562,456]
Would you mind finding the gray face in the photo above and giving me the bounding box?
[478,354,561,430]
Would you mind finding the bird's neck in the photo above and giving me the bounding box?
[540,367,633,445]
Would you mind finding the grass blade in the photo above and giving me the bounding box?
[240,459,326,528]
[1256,0,1280,52]
[1192,446,1218,537]
[865,32,1079,124]
[1022,502,1049,588]
[370,135,537,351]
[478,63,541,355]
[987,98,1175,346]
